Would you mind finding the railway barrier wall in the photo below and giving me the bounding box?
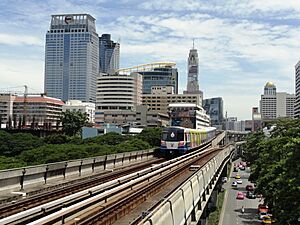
[0,149,155,193]
[139,145,234,225]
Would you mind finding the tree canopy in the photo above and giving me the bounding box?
[243,119,300,224]
[60,110,89,136]
[0,128,161,170]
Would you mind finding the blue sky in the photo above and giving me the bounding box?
[0,0,300,120]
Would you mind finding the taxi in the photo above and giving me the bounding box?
[235,174,241,179]
[262,215,272,224]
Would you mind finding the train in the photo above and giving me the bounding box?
[160,126,216,156]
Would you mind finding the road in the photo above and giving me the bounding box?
[220,160,262,225]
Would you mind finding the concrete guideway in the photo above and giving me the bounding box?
[219,159,261,225]
[0,149,156,202]
[138,144,235,225]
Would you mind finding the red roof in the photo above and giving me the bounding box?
[14,96,64,105]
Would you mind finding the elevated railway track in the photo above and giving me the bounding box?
[0,142,215,225]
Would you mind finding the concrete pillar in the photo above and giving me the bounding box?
[208,189,218,210]
[199,206,208,225]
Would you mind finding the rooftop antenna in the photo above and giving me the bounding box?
[192,38,195,49]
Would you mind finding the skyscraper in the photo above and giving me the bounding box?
[117,62,178,94]
[44,14,99,102]
[260,82,295,120]
[184,45,202,95]
[202,97,224,126]
[295,61,300,118]
[99,34,120,73]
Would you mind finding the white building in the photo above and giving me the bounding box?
[168,103,210,129]
[0,94,16,127]
[62,100,95,123]
[44,14,99,103]
[295,61,300,118]
[260,82,295,120]
[95,72,142,125]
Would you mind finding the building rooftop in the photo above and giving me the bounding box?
[265,81,275,88]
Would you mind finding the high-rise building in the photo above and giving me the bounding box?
[168,103,210,128]
[143,87,202,114]
[252,107,262,132]
[202,97,224,126]
[44,14,99,102]
[99,34,120,73]
[117,62,178,94]
[95,73,142,125]
[184,47,202,96]
[260,82,295,120]
[295,61,300,118]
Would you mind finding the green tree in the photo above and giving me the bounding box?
[136,127,162,146]
[243,119,300,225]
[0,156,26,170]
[60,110,89,136]
[84,132,128,145]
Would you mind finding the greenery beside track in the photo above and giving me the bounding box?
[243,119,300,225]
[0,128,162,170]
[207,190,226,225]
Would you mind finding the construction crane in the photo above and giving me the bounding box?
[22,85,46,128]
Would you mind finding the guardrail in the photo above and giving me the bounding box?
[138,144,234,225]
[0,149,156,193]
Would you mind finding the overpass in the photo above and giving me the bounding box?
[137,131,247,225]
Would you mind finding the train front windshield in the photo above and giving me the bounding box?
[162,129,184,141]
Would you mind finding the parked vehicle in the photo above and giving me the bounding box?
[236,192,244,200]
[258,204,269,213]
[237,179,242,184]
[235,174,241,179]
[222,177,228,183]
[232,181,238,187]
[261,215,272,224]
[246,184,254,191]
[259,212,268,220]
[246,191,256,199]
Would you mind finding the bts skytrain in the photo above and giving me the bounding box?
[160,126,216,156]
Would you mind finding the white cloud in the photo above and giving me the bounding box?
[0,59,44,92]
[0,0,299,120]
[0,33,43,46]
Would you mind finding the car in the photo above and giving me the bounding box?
[259,212,269,220]
[262,215,272,224]
[222,177,228,183]
[231,181,238,187]
[246,191,256,199]
[258,204,269,213]
[236,192,244,200]
[237,179,242,184]
[239,166,245,170]
[235,174,241,179]
[233,167,238,172]
[246,184,254,191]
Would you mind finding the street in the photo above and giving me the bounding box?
[219,161,262,225]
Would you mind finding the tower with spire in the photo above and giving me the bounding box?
[184,39,203,96]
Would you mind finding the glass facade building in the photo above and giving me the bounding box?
[99,34,120,73]
[137,67,178,94]
[202,97,224,126]
[44,14,99,102]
